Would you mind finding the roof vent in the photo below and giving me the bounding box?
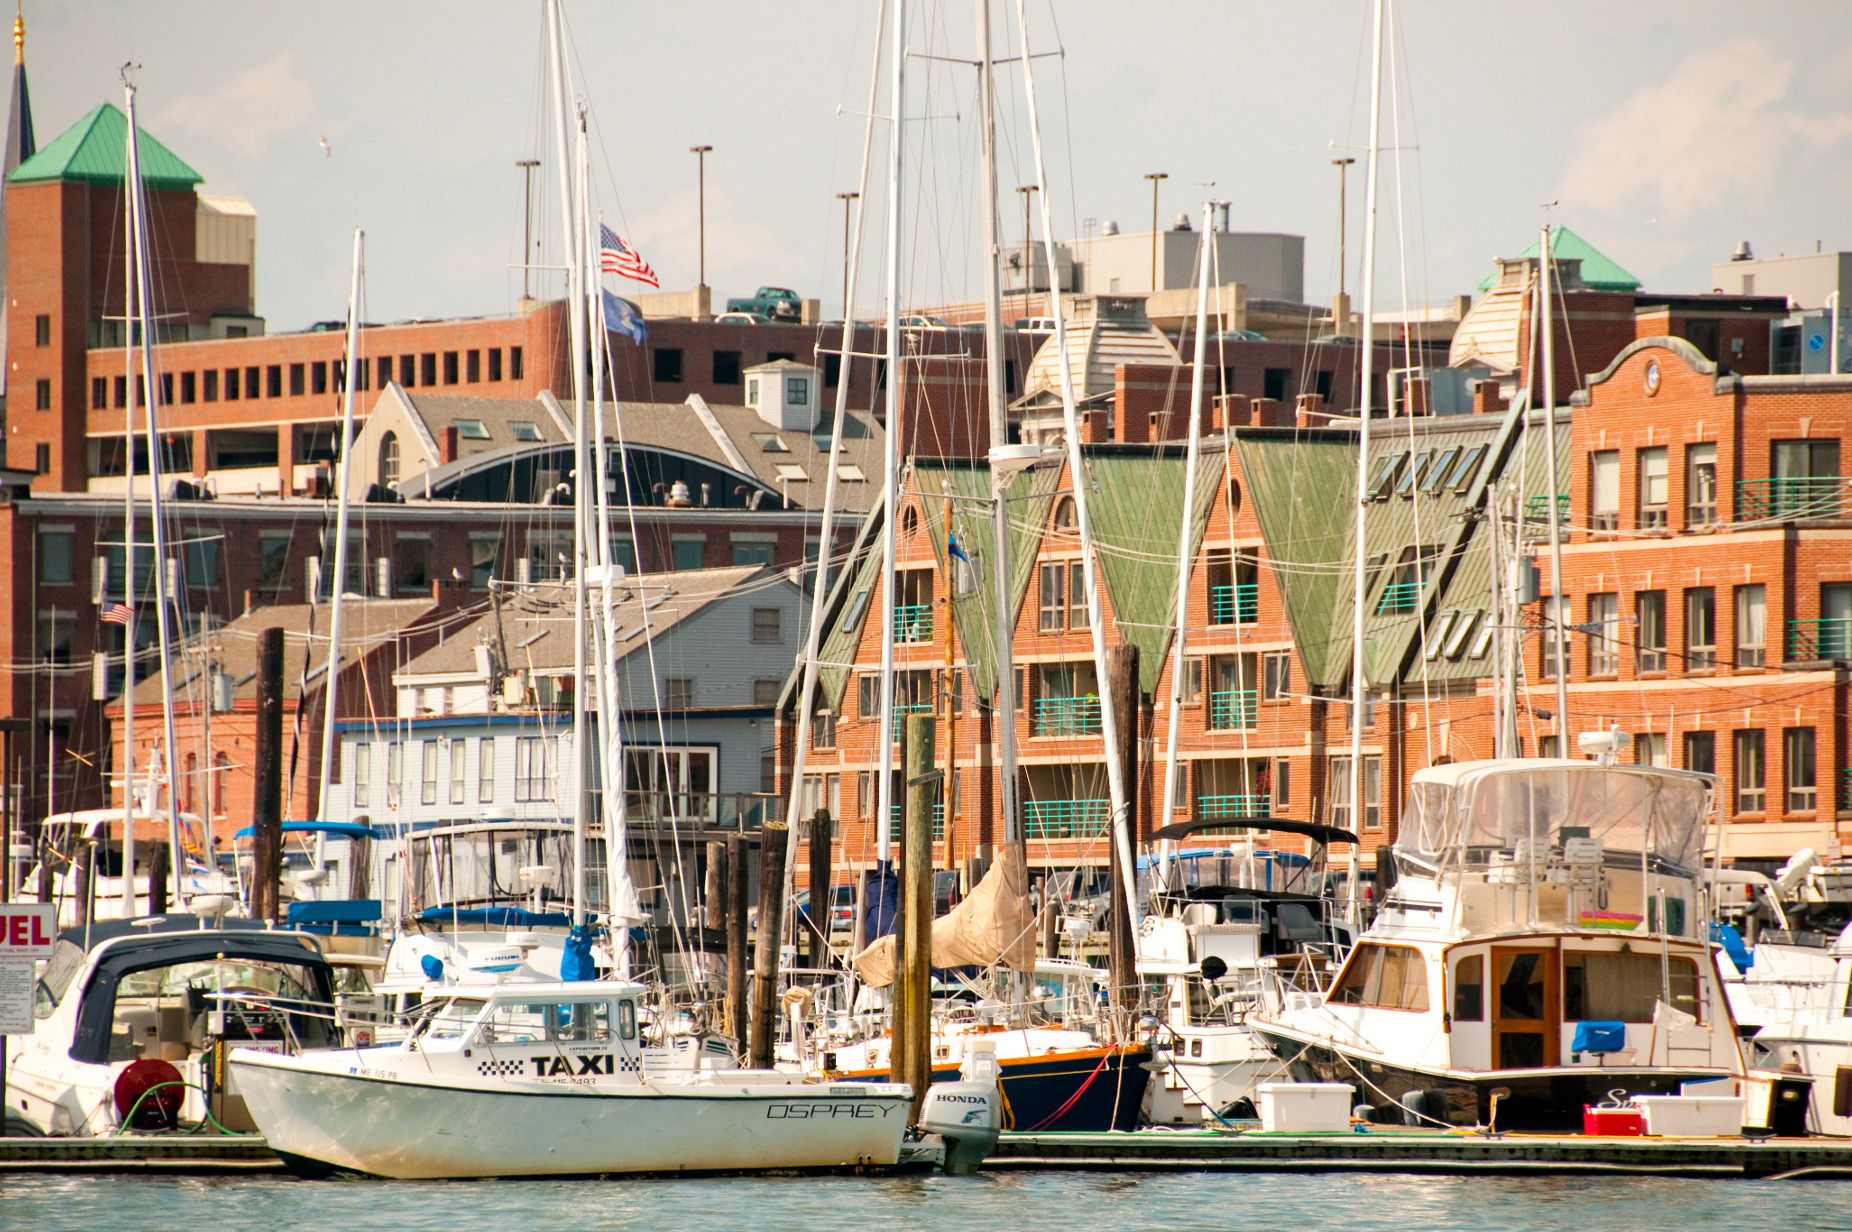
[1100,220,1120,236]
[1732,240,1754,262]
[1172,212,1193,231]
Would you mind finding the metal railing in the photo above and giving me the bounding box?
[890,702,934,741]
[1787,618,1852,661]
[1376,581,1420,614]
[889,801,947,838]
[894,604,933,643]
[1033,695,1102,737]
[1021,798,1111,838]
[1739,476,1850,520]
[1208,689,1258,730]
[1526,493,1569,522]
[615,790,778,831]
[1197,793,1269,819]
[1210,583,1259,624]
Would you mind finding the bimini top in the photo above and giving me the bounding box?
[1396,758,1712,875]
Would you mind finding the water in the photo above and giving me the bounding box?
[7,1171,1852,1231]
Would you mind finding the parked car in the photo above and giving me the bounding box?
[724,286,802,321]
[795,884,856,934]
[1013,316,1058,334]
[898,314,951,329]
[715,311,770,325]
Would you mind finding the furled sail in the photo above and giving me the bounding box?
[852,843,1034,987]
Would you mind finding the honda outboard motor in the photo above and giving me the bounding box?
[917,1038,1000,1174]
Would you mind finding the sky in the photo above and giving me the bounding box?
[25,2,1852,333]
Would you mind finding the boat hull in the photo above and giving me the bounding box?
[839,1045,1151,1133]
[1253,1028,1729,1132]
[231,1050,912,1179]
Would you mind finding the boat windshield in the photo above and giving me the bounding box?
[404,827,580,914]
[1397,764,1708,875]
[411,997,489,1041]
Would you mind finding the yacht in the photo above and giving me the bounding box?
[1251,753,1743,1131]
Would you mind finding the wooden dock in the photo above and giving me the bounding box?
[992,1128,1852,1180]
[0,1134,284,1173]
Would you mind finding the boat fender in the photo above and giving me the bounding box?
[1400,1088,1448,1127]
[421,955,445,982]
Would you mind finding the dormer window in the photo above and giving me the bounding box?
[454,419,490,440]
[787,375,810,406]
[510,421,542,442]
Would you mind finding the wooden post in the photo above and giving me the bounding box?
[749,822,789,1069]
[251,626,285,923]
[895,713,935,1121]
[807,810,833,970]
[725,833,748,1047]
[72,838,93,927]
[1041,877,1059,959]
[147,842,169,916]
[703,840,727,933]
[1107,642,1140,1037]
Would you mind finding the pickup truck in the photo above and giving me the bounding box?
[725,286,801,321]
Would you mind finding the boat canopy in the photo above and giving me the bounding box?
[1147,816,1358,848]
[1396,759,1710,874]
[232,821,381,840]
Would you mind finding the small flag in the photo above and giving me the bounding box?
[602,289,648,346]
[947,534,977,597]
[101,603,134,626]
[599,223,659,288]
[947,535,971,565]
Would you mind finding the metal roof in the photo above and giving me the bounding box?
[9,102,201,189]
[1475,224,1640,293]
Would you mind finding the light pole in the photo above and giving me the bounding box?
[690,144,713,303]
[836,191,860,320]
[1331,156,1356,305]
[1016,184,1038,318]
[1144,171,1168,292]
[516,158,540,301]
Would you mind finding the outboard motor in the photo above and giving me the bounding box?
[917,1038,1001,1174]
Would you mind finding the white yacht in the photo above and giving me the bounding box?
[1251,755,1744,1131]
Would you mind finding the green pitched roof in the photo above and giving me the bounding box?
[9,103,201,190]
[1476,225,1639,294]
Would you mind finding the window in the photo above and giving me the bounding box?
[34,443,48,473]
[352,744,370,805]
[449,739,467,805]
[488,348,504,382]
[753,678,782,706]
[470,535,499,590]
[732,539,774,566]
[387,741,402,804]
[443,352,459,385]
[1686,443,1717,526]
[1589,450,1619,531]
[379,431,400,486]
[1684,587,1716,670]
[745,376,761,406]
[420,353,436,386]
[454,418,490,440]
[466,350,481,383]
[1273,758,1291,809]
[34,313,50,346]
[858,673,878,718]
[665,678,695,709]
[652,348,684,382]
[1786,728,1817,813]
[1734,729,1766,813]
[34,378,50,410]
[1446,445,1487,491]
[787,375,810,406]
[38,612,74,665]
[1637,447,1668,528]
[1564,951,1699,1022]
[1633,733,1667,767]
[1683,730,1715,776]
[1068,560,1089,630]
[1329,943,1428,1011]
[421,740,439,806]
[184,537,222,590]
[509,421,542,442]
[394,535,431,596]
[258,533,292,594]
[1329,755,1382,831]
[180,372,196,404]
[751,607,783,644]
[312,361,329,395]
[514,735,552,802]
[1038,562,1066,632]
[1263,367,1289,402]
[1635,591,1666,672]
[1262,651,1292,701]
[672,538,705,571]
[1734,584,1766,667]
[1770,439,1841,517]
[38,530,74,585]
[712,350,742,385]
[288,363,305,396]
[812,710,836,749]
[478,737,495,803]
[1587,593,1619,675]
[1540,596,1569,677]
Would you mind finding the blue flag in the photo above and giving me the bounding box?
[602,289,648,345]
[947,534,971,565]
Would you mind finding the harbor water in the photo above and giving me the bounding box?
[9,1170,1852,1231]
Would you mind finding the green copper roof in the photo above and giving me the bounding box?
[1476,224,1639,293]
[9,102,201,190]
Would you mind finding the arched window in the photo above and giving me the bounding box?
[379,431,400,486]
[899,506,918,541]
[1053,497,1077,533]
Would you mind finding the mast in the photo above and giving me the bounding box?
[313,228,364,863]
[124,77,187,909]
[976,0,1021,845]
[873,0,905,861]
[545,0,590,927]
[118,92,136,915]
[1013,0,1139,934]
[1538,222,1570,742]
[1156,204,1215,879]
[1344,0,1385,921]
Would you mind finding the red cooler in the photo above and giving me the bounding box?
[1583,1105,1646,1136]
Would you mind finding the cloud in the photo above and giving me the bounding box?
[1558,37,1852,224]
[155,53,315,161]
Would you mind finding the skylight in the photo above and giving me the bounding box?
[753,432,789,453]
[511,421,542,442]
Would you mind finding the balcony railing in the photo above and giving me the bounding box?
[1207,689,1258,730]
[1787,618,1852,661]
[890,702,933,741]
[895,604,933,643]
[1033,695,1102,737]
[889,801,948,839]
[1197,793,1269,819]
[1021,798,1110,838]
[1376,581,1420,614]
[1526,492,1569,522]
[1739,476,1850,521]
[1210,583,1259,624]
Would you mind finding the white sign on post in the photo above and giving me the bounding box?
[0,904,55,1036]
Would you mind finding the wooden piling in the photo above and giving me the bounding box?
[807,810,833,969]
[147,842,169,916]
[895,713,935,1121]
[725,833,748,1048]
[749,822,789,1069]
[250,626,285,923]
[703,840,727,934]
[1106,642,1140,1036]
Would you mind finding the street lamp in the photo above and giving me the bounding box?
[1331,157,1356,305]
[1016,184,1038,319]
[836,191,860,320]
[516,158,540,301]
[1144,171,1168,292]
[690,144,713,304]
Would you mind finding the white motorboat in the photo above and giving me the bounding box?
[1251,755,1745,1131]
[230,980,912,1178]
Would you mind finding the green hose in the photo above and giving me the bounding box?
[113,1079,254,1137]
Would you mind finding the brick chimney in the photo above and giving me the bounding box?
[439,425,459,465]
[1471,380,1508,416]
[1403,376,1432,416]
[1294,393,1327,429]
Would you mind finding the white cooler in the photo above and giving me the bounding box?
[1255,1082,1354,1133]
[1631,1094,1743,1137]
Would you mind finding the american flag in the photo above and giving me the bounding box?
[599,224,659,288]
[101,602,134,626]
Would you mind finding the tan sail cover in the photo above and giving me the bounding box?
[852,844,1036,988]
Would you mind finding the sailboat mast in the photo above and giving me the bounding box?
[545,0,590,927]
[1538,222,1570,741]
[1157,204,1215,870]
[975,0,1021,845]
[1013,0,1139,934]
[1345,0,1386,918]
[119,111,137,915]
[124,79,188,909]
[313,229,365,853]
[873,0,906,861]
